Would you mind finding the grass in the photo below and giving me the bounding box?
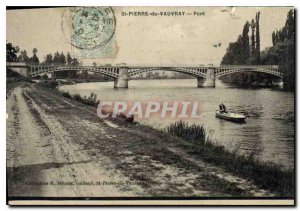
[60,91,99,107]
[165,120,294,197]
[38,81,59,89]
[166,120,209,144]
[6,69,32,97]
[26,82,294,197]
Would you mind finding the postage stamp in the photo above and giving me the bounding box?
[62,7,117,58]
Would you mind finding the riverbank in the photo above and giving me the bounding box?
[6,81,293,197]
[166,121,294,197]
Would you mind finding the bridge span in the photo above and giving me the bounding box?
[7,62,282,88]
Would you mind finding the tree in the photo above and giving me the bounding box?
[221,10,295,91]
[272,31,276,46]
[285,9,294,39]
[53,52,60,64]
[60,52,66,65]
[44,54,53,64]
[67,52,72,65]
[221,41,240,65]
[30,54,40,64]
[71,58,79,66]
[53,52,66,65]
[250,19,256,56]
[33,48,37,55]
[282,38,295,91]
[30,48,39,64]
[241,21,250,63]
[255,12,261,63]
[6,42,19,62]
[17,50,30,63]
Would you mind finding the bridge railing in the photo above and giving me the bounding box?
[6,62,281,69]
[218,65,279,69]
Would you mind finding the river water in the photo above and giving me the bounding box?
[60,79,294,169]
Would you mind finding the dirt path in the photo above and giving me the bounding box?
[7,85,143,197]
[6,84,274,197]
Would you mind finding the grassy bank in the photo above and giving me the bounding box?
[11,82,262,197]
[60,91,99,107]
[6,69,32,97]
[165,121,294,197]
[58,86,294,197]
[27,82,294,197]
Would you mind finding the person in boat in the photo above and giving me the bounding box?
[219,102,227,113]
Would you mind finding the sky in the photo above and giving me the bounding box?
[7,7,292,66]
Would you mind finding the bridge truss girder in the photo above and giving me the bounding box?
[127,67,209,79]
[215,67,283,79]
[29,66,120,79]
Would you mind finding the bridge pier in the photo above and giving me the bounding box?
[26,68,31,78]
[51,72,56,81]
[114,68,128,88]
[82,70,88,79]
[197,69,215,87]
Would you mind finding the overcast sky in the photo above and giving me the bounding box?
[7,7,291,66]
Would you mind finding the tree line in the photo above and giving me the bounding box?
[6,43,79,66]
[6,43,82,79]
[220,10,295,91]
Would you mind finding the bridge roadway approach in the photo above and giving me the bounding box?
[7,63,282,88]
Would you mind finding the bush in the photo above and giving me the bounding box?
[6,69,32,83]
[165,121,208,144]
[73,94,83,101]
[63,92,100,108]
[38,81,58,89]
[83,92,99,107]
[61,91,71,98]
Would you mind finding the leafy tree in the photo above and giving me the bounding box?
[285,9,294,39]
[241,21,250,63]
[53,52,66,65]
[250,19,256,57]
[17,50,30,63]
[282,37,295,91]
[272,31,276,46]
[71,58,79,66]
[67,52,72,65]
[30,54,40,64]
[255,12,261,64]
[46,51,78,67]
[6,42,19,62]
[222,9,295,91]
[53,52,60,64]
[45,54,53,64]
[29,48,40,64]
[33,48,37,55]
[60,52,66,65]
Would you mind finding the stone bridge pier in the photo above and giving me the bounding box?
[197,68,215,87]
[51,71,57,80]
[114,68,128,88]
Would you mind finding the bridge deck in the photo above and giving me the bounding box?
[7,63,282,79]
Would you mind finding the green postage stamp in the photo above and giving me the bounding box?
[62,7,117,59]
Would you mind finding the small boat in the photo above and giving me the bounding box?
[216,110,246,123]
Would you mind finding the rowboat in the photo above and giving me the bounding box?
[216,110,246,123]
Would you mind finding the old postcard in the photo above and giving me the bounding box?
[6,6,295,206]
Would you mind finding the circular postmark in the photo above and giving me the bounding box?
[68,7,116,50]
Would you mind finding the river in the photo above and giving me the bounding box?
[59,79,294,169]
